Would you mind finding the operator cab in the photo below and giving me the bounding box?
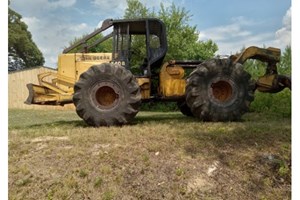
[111,19,168,76]
[63,18,167,77]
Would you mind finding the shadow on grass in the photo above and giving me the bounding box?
[134,112,197,124]
[30,120,88,128]
[133,111,268,125]
[10,120,88,130]
[9,112,193,130]
[31,112,196,128]
[177,119,291,159]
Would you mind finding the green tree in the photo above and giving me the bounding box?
[158,3,217,61]
[124,0,218,62]
[8,8,44,71]
[279,45,291,74]
[124,0,154,19]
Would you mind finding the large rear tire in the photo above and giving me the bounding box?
[186,59,255,121]
[73,63,141,126]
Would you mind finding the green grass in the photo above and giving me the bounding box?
[8,109,291,199]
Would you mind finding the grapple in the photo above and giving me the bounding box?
[230,46,291,93]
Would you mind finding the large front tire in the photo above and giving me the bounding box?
[177,101,193,117]
[73,63,141,126]
[186,59,255,121]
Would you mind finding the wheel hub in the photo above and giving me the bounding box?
[91,81,121,110]
[211,80,233,102]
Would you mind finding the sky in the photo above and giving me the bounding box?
[9,0,292,68]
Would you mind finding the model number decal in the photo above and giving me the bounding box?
[80,55,111,61]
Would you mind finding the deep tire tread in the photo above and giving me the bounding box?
[186,59,254,121]
[73,63,141,127]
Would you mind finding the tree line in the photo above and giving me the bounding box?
[8,6,44,72]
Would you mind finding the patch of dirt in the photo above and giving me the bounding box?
[186,174,213,193]
[90,143,122,156]
[207,161,220,176]
[31,136,69,143]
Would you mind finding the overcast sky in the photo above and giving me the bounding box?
[9,0,291,68]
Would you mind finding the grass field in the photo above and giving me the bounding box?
[8,109,291,200]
